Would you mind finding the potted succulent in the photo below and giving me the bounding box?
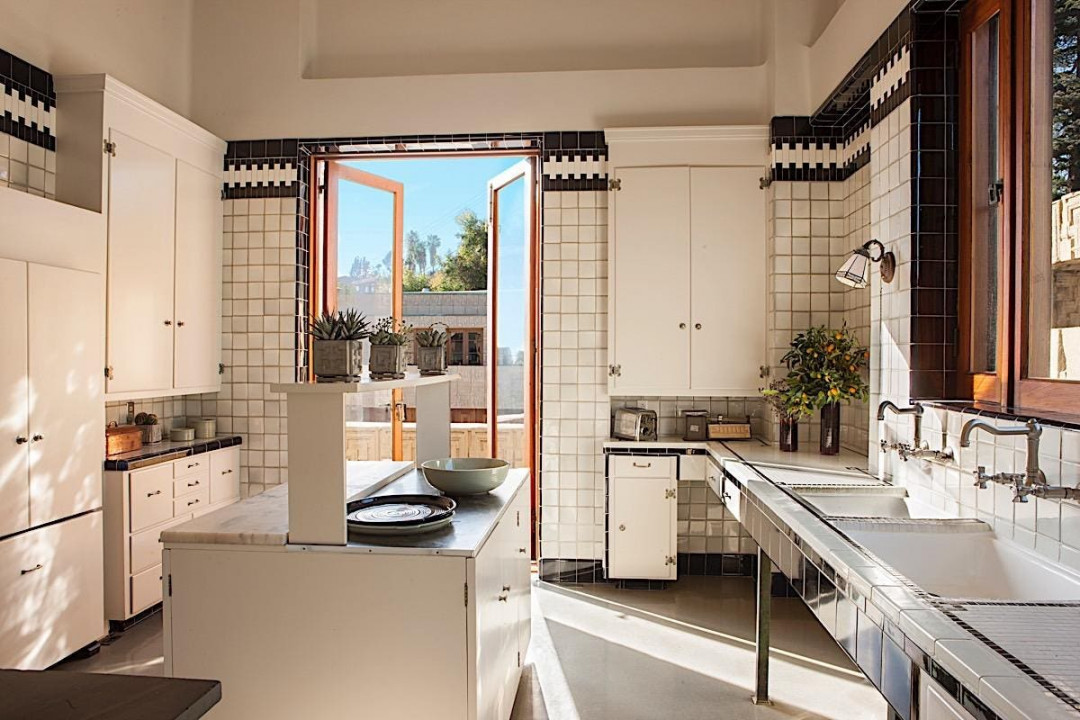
[369,317,412,380]
[133,412,162,444]
[781,325,870,455]
[311,309,370,382]
[759,371,810,452]
[415,323,449,376]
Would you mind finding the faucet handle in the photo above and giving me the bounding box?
[973,466,988,489]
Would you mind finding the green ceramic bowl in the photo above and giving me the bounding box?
[421,458,510,496]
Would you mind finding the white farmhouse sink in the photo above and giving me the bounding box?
[754,466,887,487]
[797,491,954,520]
[837,521,1080,601]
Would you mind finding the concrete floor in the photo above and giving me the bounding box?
[56,576,886,719]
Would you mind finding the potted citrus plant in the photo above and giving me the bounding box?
[369,317,412,380]
[781,325,869,455]
[415,323,449,376]
[311,309,370,382]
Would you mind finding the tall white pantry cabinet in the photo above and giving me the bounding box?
[0,189,107,669]
[605,127,768,397]
[55,74,227,400]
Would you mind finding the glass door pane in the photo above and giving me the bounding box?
[327,161,404,461]
[487,160,534,469]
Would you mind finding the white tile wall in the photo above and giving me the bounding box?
[185,197,298,497]
[0,135,55,199]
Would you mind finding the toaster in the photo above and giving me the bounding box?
[611,407,658,441]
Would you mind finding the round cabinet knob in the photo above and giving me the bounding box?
[695,323,702,330]
[619,524,626,531]
[177,321,185,327]
[679,323,687,330]
[164,320,173,326]
[15,436,27,445]
[31,434,43,442]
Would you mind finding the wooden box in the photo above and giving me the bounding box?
[707,420,752,440]
[106,425,143,456]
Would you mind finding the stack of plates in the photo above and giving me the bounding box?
[346,494,456,536]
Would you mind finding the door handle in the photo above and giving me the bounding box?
[632,462,652,468]
[187,480,200,487]
[177,321,185,327]
[497,594,508,602]
[31,434,43,442]
[15,436,27,445]
[147,490,162,498]
[679,323,686,329]
[20,563,44,575]
[164,320,173,326]
[518,547,527,554]
[694,323,702,330]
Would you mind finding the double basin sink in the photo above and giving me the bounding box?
[764,465,1080,602]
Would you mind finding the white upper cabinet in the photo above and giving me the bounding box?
[605,127,768,397]
[0,258,29,538]
[174,160,224,390]
[56,75,227,400]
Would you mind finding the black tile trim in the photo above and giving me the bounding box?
[0,49,56,151]
[104,435,244,471]
[920,401,1080,432]
[537,558,604,583]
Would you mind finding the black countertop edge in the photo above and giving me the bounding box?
[919,400,1080,432]
[104,435,244,471]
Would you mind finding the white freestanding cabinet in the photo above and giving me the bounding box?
[55,74,226,400]
[605,127,768,397]
[0,187,107,669]
[607,455,677,580]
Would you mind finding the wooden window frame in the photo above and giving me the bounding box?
[960,0,1080,413]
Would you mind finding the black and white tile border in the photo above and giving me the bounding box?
[0,49,55,151]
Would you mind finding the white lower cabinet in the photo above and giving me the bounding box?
[920,670,977,720]
[608,455,677,580]
[0,511,104,669]
[104,447,240,622]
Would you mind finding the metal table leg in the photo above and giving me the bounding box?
[753,547,773,706]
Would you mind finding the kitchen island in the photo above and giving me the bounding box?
[161,464,531,720]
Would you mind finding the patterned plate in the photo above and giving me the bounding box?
[346,494,456,535]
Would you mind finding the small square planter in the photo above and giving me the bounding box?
[370,344,406,380]
[313,339,364,382]
[417,345,447,376]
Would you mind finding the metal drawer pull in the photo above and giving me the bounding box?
[187,462,199,469]
[147,490,162,497]
[518,547,527,554]
[187,499,200,507]
[222,469,233,475]
[502,585,511,592]
[187,480,200,487]
[632,462,652,468]
[31,434,43,442]
[20,564,43,575]
[497,594,508,602]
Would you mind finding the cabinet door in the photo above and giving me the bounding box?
[609,472,676,580]
[28,264,104,526]
[610,166,690,393]
[0,258,29,537]
[0,511,103,669]
[209,446,240,504]
[105,128,176,394]
[689,166,766,394]
[474,515,516,720]
[174,160,223,390]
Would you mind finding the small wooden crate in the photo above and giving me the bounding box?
[707,420,752,440]
[106,425,143,456]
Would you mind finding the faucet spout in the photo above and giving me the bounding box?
[960,418,1044,487]
[876,401,924,448]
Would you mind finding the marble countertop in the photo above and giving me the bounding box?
[162,462,530,557]
[603,436,871,474]
[104,434,243,471]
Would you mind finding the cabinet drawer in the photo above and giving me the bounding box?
[174,485,210,516]
[130,516,190,575]
[610,455,675,479]
[130,465,174,532]
[173,465,209,497]
[209,446,240,504]
[0,512,103,669]
[174,455,209,478]
[130,563,163,614]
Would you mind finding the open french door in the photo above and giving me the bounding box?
[322,161,405,460]
[486,159,537,474]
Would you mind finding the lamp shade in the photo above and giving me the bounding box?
[834,248,872,288]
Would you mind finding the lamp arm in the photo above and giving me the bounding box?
[863,239,886,262]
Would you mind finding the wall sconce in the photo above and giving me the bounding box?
[834,239,895,289]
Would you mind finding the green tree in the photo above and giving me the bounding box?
[426,234,442,271]
[350,255,372,278]
[405,230,423,273]
[1055,1,1080,198]
[435,210,488,291]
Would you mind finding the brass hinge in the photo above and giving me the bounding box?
[608,178,621,191]
[608,364,621,378]
[219,363,226,375]
[988,179,1005,206]
[167,574,173,597]
[517,651,521,667]
[664,488,676,500]
[103,140,116,156]
[759,176,772,190]
[665,555,676,566]
[220,187,227,201]
[516,510,520,527]
[464,582,469,607]
[104,365,114,380]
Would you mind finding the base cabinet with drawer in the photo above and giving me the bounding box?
[104,446,240,622]
[607,455,678,580]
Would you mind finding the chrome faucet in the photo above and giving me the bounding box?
[877,401,953,461]
[960,418,1047,501]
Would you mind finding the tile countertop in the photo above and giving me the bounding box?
[103,434,243,471]
[161,463,530,558]
[602,436,872,474]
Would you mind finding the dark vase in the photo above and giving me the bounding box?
[779,417,799,452]
[820,402,841,455]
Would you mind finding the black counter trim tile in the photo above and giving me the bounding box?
[104,435,244,471]
[921,400,1080,432]
[0,49,56,151]
[537,558,604,583]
